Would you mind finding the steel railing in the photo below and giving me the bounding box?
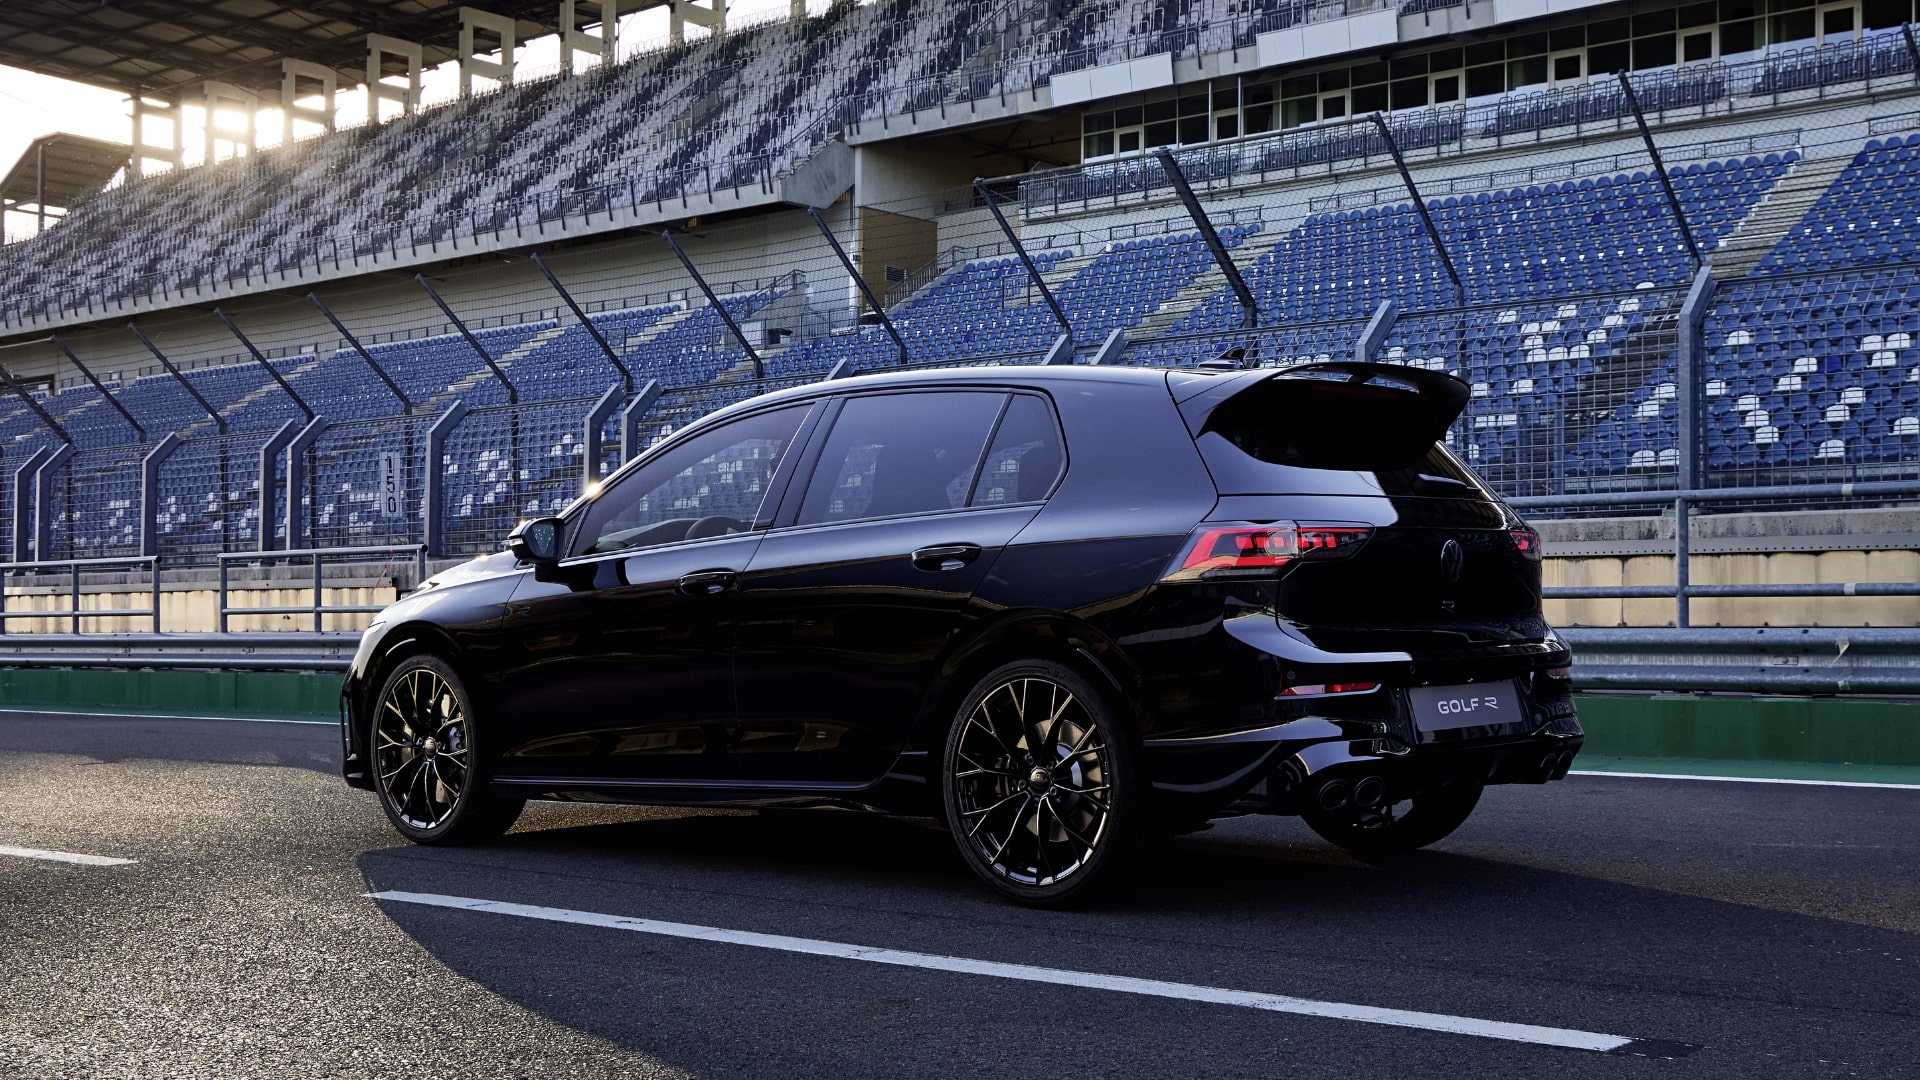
[215,545,426,633]
[0,556,161,634]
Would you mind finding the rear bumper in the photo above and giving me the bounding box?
[1138,613,1580,823]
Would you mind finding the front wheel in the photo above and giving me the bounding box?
[940,660,1162,907]
[371,654,524,845]
[1300,781,1483,854]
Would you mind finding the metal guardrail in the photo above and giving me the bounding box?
[1559,627,1920,695]
[0,556,161,634]
[0,627,1915,696]
[215,545,425,633]
[0,632,358,672]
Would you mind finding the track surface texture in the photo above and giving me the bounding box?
[2,711,1916,1079]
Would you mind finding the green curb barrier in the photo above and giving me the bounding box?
[0,667,339,724]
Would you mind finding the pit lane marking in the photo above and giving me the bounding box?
[368,889,1693,1057]
[0,845,136,866]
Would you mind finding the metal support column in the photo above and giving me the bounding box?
[50,336,145,440]
[1674,496,1692,629]
[1154,149,1257,330]
[284,415,328,551]
[29,443,73,561]
[1367,113,1464,303]
[256,419,300,551]
[619,380,663,462]
[138,433,181,558]
[308,293,412,410]
[215,309,314,421]
[973,178,1071,344]
[582,382,624,489]
[128,325,225,435]
[808,208,908,366]
[424,401,467,558]
[530,252,632,390]
[662,230,764,378]
[0,362,73,445]
[413,276,518,403]
[11,447,50,563]
[1353,300,1400,364]
[1677,267,1715,492]
[1088,328,1127,365]
[1619,72,1703,268]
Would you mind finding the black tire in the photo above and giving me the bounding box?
[940,659,1163,907]
[1300,781,1483,854]
[370,654,524,845]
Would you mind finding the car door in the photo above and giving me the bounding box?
[490,403,815,785]
[731,390,1066,784]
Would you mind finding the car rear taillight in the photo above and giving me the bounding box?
[1278,681,1381,697]
[1166,522,1371,581]
[1509,527,1542,559]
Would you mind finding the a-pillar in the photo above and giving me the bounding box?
[203,81,259,163]
[281,59,338,143]
[458,7,518,97]
[131,92,184,174]
[560,0,626,68]
[366,34,425,120]
[669,0,727,44]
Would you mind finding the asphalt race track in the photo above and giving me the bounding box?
[2,711,1916,1079]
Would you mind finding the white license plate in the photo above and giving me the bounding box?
[1409,681,1522,734]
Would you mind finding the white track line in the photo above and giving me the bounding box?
[368,890,1659,1054]
[1573,769,1920,790]
[0,708,331,726]
[0,845,136,866]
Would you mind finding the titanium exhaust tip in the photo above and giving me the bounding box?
[1316,778,1351,812]
[1351,775,1386,808]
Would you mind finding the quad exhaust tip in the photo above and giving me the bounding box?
[1352,775,1386,809]
[1315,778,1351,811]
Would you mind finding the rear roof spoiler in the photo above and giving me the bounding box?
[1172,361,1472,471]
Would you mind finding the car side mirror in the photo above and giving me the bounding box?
[507,517,564,569]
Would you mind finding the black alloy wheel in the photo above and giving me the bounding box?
[372,655,524,845]
[1299,780,1484,854]
[941,660,1160,906]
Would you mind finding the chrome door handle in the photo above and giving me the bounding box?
[677,570,739,597]
[911,544,982,571]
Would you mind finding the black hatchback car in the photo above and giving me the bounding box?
[342,361,1580,905]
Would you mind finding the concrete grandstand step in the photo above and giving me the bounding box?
[1706,151,1856,280]
[1130,265,1230,341]
[424,323,569,408]
[219,356,325,420]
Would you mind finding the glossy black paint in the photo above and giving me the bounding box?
[342,364,1580,829]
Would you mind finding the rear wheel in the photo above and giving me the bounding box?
[941,660,1162,907]
[371,654,524,845]
[1300,781,1482,854]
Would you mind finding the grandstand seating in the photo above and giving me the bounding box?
[5,6,1915,329]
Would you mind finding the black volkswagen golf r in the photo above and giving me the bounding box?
[341,361,1581,905]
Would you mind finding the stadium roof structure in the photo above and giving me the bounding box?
[1,134,130,216]
[0,1,565,97]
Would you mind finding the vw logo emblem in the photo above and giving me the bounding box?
[1439,539,1465,584]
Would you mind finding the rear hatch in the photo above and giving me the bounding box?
[1175,362,1548,652]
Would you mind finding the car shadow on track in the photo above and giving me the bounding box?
[354,805,1920,1077]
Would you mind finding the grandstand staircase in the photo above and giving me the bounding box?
[1035,248,1096,297]
[1704,152,1854,280]
[1129,266,1234,342]
[425,325,570,410]
[215,357,327,423]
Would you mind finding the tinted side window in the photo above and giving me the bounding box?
[797,391,1005,526]
[970,394,1064,506]
[574,405,807,556]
